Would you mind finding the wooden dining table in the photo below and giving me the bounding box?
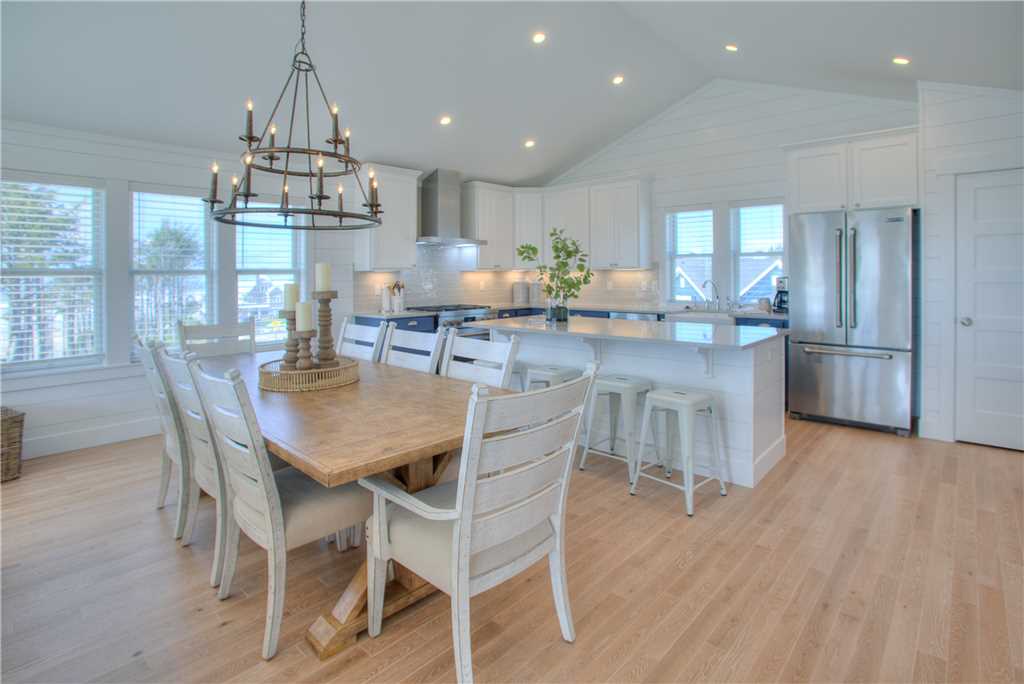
[200,351,508,660]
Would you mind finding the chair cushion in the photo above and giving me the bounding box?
[275,468,373,550]
[377,481,554,594]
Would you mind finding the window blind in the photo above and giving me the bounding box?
[236,212,301,343]
[132,192,210,346]
[735,204,784,303]
[670,209,713,302]
[0,181,104,366]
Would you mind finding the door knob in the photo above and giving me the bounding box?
[960,317,973,327]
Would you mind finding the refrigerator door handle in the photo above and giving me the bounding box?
[848,226,858,329]
[802,345,893,360]
[834,228,843,328]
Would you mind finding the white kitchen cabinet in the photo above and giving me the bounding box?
[542,186,589,258]
[462,182,516,270]
[588,180,650,269]
[353,165,420,271]
[785,128,918,214]
[514,190,544,268]
[848,132,918,209]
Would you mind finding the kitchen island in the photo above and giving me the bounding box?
[476,316,787,488]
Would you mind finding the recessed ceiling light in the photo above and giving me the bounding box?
[532,31,546,45]
[725,44,739,52]
[611,74,625,86]
[439,115,452,126]
[524,139,536,149]
[892,56,911,65]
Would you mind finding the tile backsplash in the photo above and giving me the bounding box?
[353,245,662,312]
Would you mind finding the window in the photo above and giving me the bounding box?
[236,211,302,343]
[0,181,105,367]
[733,204,784,305]
[132,192,211,347]
[668,209,713,302]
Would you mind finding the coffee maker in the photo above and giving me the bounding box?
[772,276,789,313]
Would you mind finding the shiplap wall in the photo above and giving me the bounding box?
[553,78,918,264]
[917,81,1024,441]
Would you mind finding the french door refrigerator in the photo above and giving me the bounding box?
[788,207,915,434]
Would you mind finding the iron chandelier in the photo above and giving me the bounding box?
[203,0,381,230]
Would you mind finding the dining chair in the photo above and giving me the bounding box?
[179,317,256,358]
[439,333,519,389]
[159,348,230,586]
[191,362,373,660]
[381,323,445,374]
[360,364,598,684]
[135,336,192,542]
[335,316,387,362]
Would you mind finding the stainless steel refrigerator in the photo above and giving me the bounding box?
[788,207,915,434]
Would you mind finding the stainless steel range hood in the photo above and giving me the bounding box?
[418,169,486,246]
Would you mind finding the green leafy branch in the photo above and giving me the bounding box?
[516,228,594,304]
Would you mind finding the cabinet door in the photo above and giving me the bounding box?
[471,187,516,270]
[787,143,849,213]
[543,186,589,259]
[848,133,918,209]
[354,170,417,270]
[514,192,544,268]
[591,182,643,268]
[588,185,616,268]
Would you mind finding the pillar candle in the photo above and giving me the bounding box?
[245,98,254,140]
[315,262,332,291]
[295,301,313,331]
[282,283,298,311]
[208,162,219,202]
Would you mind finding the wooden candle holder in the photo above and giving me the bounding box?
[313,290,339,368]
[279,310,298,371]
[295,330,316,371]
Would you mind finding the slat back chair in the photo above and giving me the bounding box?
[361,364,598,683]
[191,361,372,659]
[135,336,192,541]
[381,323,445,374]
[335,316,387,362]
[179,318,257,358]
[439,333,519,389]
[160,348,230,586]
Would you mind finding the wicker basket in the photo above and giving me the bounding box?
[2,407,26,482]
[258,357,359,392]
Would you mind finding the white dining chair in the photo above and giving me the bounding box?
[191,361,373,660]
[159,348,230,587]
[439,333,519,389]
[360,364,598,684]
[136,336,193,542]
[179,318,257,358]
[381,323,445,374]
[335,316,387,362]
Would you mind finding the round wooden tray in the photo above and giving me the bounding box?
[258,357,359,392]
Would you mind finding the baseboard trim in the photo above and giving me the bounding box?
[23,416,161,459]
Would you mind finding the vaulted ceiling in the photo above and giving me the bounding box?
[2,2,1021,186]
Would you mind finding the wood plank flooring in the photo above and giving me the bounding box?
[2,419,1021,683]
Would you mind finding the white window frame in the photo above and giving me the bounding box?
[663,204,716,304]
[730,199,785,305]
[234,219,305,349]
[0,170,108,373]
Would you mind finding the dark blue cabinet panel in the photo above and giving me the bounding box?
[570,310,610,319]
[734,317,788,329]
[353,315,437,332]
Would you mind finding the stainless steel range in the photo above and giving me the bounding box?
[407,304,494,337]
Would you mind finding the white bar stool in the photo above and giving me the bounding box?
[630,387,728,516]
[514,363,581,391]
[578,374,652,475]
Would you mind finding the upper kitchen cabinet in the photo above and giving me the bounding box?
[542,186,589,258]
[353,165,421,271]
[785,128,918,214]
[588,180,651,269]
[462,182,516,270]
[514,190,544,268]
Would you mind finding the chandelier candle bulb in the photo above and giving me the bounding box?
[337,183,344,214]
[295,301,314,331]
[245,98,254,143]
[280,183,290,212]
[208,162,219,202]
[315,262,332,291]
[343,128,351,158]
[283,283,298,311]
[331,104,340,141]
[317,155,325,196]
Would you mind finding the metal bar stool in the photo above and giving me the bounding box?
[513,363,581,392]
[630,387,728,516]
[578,374,653,477]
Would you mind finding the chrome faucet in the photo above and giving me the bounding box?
[702,279,721,312]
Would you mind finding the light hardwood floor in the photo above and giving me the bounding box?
[2,419,1021,683]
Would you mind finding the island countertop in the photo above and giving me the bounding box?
[475,315,787,350]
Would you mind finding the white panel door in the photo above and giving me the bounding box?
[543,186,589,258]
[848,132,918,209]
[514,192,544,268]
[588,184,616,268]
[786,143,849,213]
[955,168,1024,450]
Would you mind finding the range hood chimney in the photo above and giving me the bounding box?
[418,169,485,246]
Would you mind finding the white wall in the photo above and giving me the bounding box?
[552,78,918,300]
[916,81,1024,441]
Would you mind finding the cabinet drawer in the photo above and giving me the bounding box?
[571,310,610,318]
[394,316,437,332]
[734,317,788,329]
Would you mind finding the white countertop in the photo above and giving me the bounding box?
[349,310,432,319]
[476,315,787,350]
[489,302,787,320]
